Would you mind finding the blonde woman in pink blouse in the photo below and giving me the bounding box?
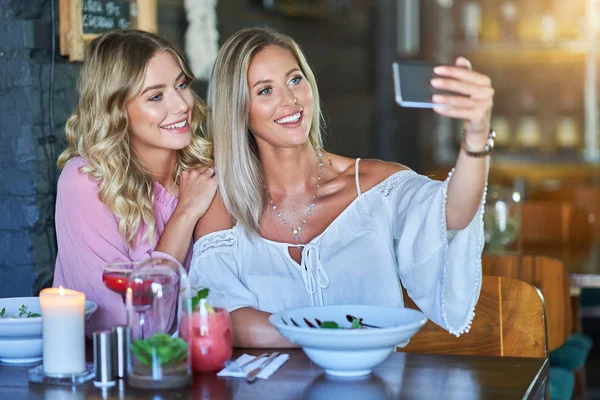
[53,30,218,335]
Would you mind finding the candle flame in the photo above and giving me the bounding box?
[59,286,65,296]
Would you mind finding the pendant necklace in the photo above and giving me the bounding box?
[266,151,326,249]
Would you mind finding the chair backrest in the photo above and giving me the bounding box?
[531,185,600,239]
[521,201,593,246]
[399,275,547,358]
[482,255,571,351]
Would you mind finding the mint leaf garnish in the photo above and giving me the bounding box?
[351,318,362,329]
[190,288,209,309]
[320,321,339,329]
[18,305,27,317]
[0,308,5,318]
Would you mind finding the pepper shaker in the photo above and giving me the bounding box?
[111,325,131,379]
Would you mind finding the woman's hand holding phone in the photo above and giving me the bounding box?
[430,57,495,149]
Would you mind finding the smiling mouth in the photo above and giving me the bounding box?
[160,120,188,130]
[275,112,302,124]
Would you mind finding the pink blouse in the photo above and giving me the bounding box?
[53,157,192,336]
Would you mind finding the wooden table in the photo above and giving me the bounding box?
[0,349,548,399]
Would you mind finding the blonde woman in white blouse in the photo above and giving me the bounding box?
[191,27,494,348]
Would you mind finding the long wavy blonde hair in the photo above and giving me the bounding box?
[57,29,212,247]
[207,27,324,234]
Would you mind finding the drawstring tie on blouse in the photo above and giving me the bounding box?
[300,243,330,306]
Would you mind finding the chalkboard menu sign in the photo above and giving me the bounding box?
[83,0,130,34]
[59,0,157,62]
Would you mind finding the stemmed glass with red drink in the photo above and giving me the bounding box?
[102,260,179,340]
[102,262,137,302]
[126,259,179,340]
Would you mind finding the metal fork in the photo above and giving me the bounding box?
[225,353,269,373]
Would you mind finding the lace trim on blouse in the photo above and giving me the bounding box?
[439,168,486,337]
[373,169,416,197]
[193,229,235,256]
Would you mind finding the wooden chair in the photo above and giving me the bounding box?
[521,201,594,247]
[399,275,547,358]
[481,255,589,400]
[530,185,600,239]
[481,255,570,352]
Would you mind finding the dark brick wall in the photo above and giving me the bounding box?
[0,0,79,297]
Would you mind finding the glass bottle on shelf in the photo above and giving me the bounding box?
[518,1,542,42]
[555,91,581,150]
[461,1,482,46]
[491,115,511,148]
[541,14,557,46]
[480,0,500,42]
[554,0,584,41]
[516,89,542,150]
[500,2,518,42]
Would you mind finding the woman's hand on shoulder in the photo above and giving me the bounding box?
[175,166,219,222]
[194,192,234,241]
[357,159,409,193]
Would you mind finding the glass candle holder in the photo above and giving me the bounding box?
[126,259,192,389]
[484,184,522,254]
[180,292,233,373]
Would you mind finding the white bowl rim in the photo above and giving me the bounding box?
[270,305,428,336]
[0,317,40,325]
[0,299,98,323]
[85,300,98,315]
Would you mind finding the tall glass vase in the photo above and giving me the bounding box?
[484,184,522,254]
[126,258,192,389]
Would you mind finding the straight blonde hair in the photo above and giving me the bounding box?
[207,27,324,233]
[58,29,212,247]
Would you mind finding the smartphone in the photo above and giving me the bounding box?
[392,61,450,108]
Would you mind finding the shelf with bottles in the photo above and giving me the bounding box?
[454,0,589,60]
[454,41,590,64]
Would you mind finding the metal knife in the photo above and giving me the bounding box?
[245,352,280,383]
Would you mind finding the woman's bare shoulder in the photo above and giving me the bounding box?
[194,192,235,241]
[355,159,411,193]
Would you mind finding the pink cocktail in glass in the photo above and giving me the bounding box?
[102,265,133,302]
[181,308,233,373]
[102,271,129,299]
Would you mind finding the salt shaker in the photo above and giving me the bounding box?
[93,330,116,387]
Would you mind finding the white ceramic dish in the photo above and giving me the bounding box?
[0,296,98,338]
[269,305,427,377]
[0,296,98,364]
[0,337,43,364]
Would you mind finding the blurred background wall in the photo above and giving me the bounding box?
[2,0,595,296]
[0,0,422,296]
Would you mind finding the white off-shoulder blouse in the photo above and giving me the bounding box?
[189,159,486,336]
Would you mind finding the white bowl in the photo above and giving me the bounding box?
[0,296,98,338]
[269,305,427,377]
[0,297,98,364]
[0,337,43,364]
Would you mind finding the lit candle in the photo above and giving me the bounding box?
[40,286,86,375]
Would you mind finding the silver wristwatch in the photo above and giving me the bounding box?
[462,130,496,158]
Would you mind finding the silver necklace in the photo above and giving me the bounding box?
[267,151,325,248]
